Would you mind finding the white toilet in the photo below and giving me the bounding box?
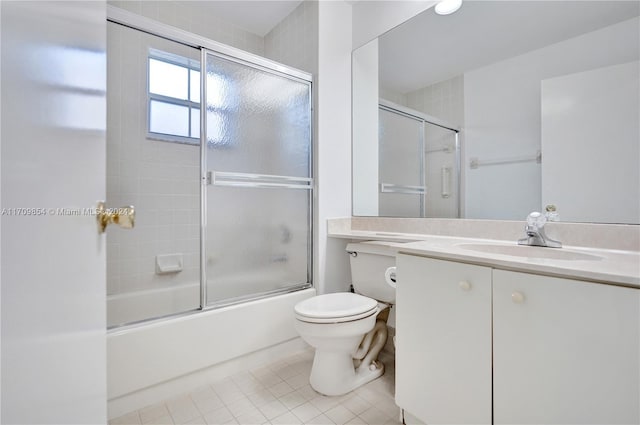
[294,241,397,396]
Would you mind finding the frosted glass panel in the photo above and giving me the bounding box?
[204,51,312,306]
[206,187,309,304]
[379,108,424,217]
[150,99,189,137]
[205,53,311,177]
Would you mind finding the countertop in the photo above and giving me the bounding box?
[330,230,640,288]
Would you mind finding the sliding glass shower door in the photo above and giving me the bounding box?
[378,106,425,217]
[378,103,460,219]
[203,50,313,307]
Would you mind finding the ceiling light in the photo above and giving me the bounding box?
[435,0,462,15]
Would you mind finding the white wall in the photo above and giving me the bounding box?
[541,61,640,224]
[352,0,436,49]
[464,17,640,220]
[353,39,380,216]
[316,1,353,294]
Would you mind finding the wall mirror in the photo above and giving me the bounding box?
[352,0,639,224]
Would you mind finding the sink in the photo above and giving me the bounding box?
[457,243,604,262]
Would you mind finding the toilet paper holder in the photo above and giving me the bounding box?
[385,266,397,288]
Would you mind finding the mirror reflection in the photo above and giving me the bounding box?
[352,0,639,224]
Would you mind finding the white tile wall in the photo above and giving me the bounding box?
[405,75,464,126]
[378,87,406,107]
[264,1,319,75]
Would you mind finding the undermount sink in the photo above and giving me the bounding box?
[457,243,604,262]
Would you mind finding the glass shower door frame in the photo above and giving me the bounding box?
[378,101,461,218]
[105,5,313,327]
[378,104,426,217]
[199,48,314,310]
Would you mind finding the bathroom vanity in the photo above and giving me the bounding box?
[394,239,640,425]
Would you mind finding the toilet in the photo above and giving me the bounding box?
[294,241,397,396]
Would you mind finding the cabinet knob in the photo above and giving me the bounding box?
[511,291,525,304]
[459,281,471,291]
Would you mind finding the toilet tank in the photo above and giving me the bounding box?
[346,241,397,304]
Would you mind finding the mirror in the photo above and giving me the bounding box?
[352,1,640,224]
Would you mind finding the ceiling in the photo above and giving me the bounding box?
[184,0,304,37]
[378,1,640,93]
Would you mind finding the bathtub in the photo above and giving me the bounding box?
[107,283,201,328]
[107,288,315,418]
[107,263,307,328]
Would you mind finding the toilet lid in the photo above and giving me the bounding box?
[294,293,378,322]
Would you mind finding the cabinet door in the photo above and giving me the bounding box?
[493,270,640,424]
[396,255,492,424]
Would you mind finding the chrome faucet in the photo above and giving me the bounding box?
[518,212,562,248]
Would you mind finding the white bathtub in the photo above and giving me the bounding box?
[107,263,306,328]
[107,283,200,328]
[107,288,315,418]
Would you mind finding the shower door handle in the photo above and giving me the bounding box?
[207,171,313,190]
[96,201,135,233]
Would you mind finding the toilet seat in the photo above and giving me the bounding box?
[295,293,378,324]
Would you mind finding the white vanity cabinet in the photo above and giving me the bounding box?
[395,254,493,424]
[396,253,640,425]
[493,270,639,424]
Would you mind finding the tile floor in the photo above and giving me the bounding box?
[110,348,400,425]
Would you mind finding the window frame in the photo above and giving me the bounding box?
[147,48,200,145]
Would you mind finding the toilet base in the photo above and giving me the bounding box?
[309,350,385,396]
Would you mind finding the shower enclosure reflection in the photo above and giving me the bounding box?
[378,101,459,218]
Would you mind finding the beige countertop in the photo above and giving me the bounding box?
[330,230,640,288]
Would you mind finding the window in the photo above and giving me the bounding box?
[147,49,200,144]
